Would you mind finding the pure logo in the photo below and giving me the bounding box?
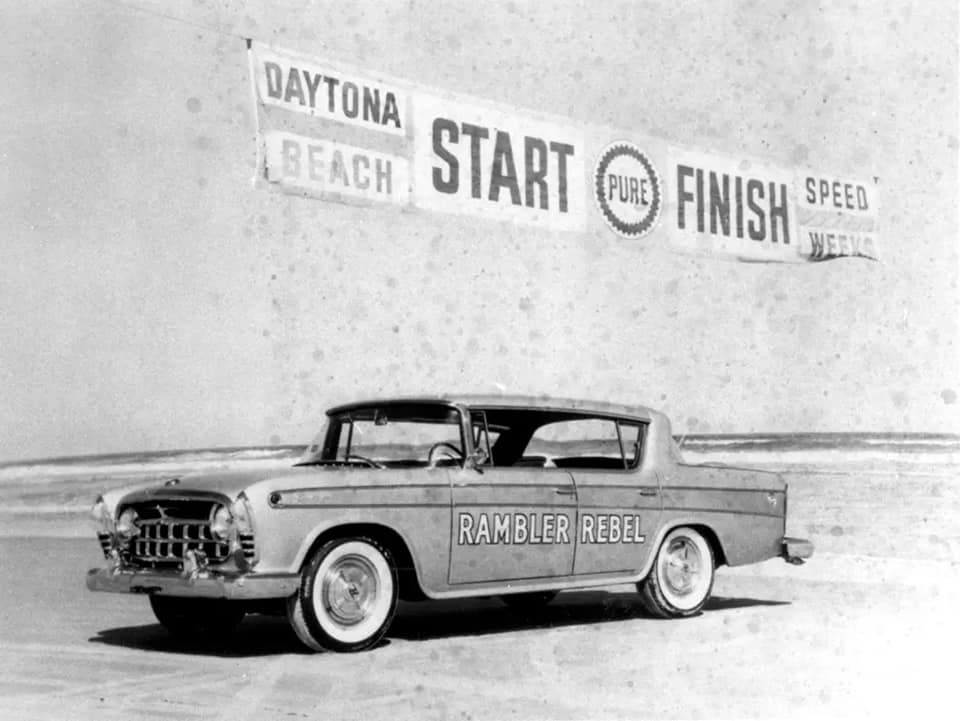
[594,142,662,238]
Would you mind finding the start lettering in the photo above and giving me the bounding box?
[431,118,575,213]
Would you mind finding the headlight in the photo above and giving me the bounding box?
[210,505,233,540]
[116,508,139,539]
[91,496,113,535]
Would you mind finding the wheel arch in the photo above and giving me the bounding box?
[639,518,728,580]
[297,522,427,602]
[686,522,727,568]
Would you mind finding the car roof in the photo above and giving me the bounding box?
[327,394,663,421]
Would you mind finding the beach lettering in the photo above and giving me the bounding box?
[263,131,410,205]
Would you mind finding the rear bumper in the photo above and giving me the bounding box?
[86,566,299,600]
[781,536,814,565]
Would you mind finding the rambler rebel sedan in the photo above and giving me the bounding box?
[87,396,813,652]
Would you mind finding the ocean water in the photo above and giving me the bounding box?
[678,432,960,470]
[0,433,957,513]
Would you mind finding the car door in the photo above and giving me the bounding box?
[546,419,663,576]
[447,465,578,585]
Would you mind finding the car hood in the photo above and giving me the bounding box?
[113,467,317,505]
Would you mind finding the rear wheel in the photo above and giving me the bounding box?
[149,596,246,637]
[287,537,398,652]
[500,591,558,611]
[639,527,714,618]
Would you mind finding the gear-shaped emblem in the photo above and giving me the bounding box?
[593,142,662,238]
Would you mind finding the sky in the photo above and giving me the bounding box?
[1,0,957,461]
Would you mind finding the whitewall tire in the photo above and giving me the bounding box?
[287,537,398,652]
[639,527,714,618]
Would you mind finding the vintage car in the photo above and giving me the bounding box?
[87,395,812,652]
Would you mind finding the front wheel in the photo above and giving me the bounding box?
[639,527,714,618]
[287,537,398,652]
[149,596,246,638]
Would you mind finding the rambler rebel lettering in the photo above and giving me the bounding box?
[579,513,645,544]
[431,118,575,212]
[676,165,791,244]
[262,61,402,130]
[457,512,644,545]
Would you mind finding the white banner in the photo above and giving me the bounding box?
[247,41,880,262]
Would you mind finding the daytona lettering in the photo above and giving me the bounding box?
[456,512,644,545]
[263,61,402,129]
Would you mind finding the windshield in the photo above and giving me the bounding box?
[298,403,465,468]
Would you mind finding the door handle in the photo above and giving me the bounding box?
[638,488,659,497]
[554,487,576,496]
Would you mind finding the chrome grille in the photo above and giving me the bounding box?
[122,499,229,569]
[132,519,230,565]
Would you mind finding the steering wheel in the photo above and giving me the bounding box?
[427,442,463,468]
[345,454,385,469]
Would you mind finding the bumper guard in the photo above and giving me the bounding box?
[86,565,299,600]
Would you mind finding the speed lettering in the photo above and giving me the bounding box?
[431,118,575,212]
[676,165,791,244]
[804,177,869,211]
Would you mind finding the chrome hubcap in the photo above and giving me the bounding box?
[663,537,702,596]
[322,554,379,626]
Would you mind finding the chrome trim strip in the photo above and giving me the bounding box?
[661,506,783,519]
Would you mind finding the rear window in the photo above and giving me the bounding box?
[527,418,644,470]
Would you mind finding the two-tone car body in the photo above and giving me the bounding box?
[87,395,813,651]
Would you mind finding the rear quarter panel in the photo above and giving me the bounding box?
[658,463,786,566]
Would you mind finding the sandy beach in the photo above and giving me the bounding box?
[0,448,957,719]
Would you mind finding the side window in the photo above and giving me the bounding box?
[527,418,629,470]
[618,422,645,469]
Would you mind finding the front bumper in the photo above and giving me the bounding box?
[86,566,299,600]
[781,536,814,565]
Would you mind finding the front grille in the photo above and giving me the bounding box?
[121,499,230,569]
